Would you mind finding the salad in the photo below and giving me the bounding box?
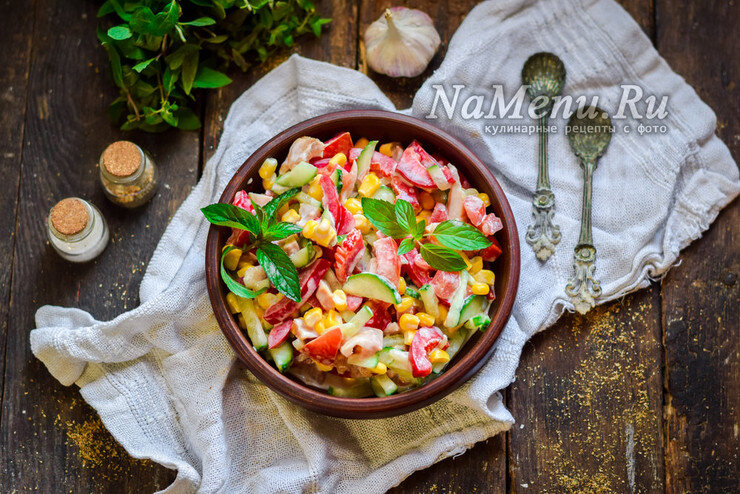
[202,132,503,398]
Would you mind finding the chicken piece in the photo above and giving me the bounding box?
[280,137,325,174]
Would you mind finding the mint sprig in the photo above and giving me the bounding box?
[220,246,267,299]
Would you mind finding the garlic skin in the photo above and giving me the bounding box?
[364,7,441,78]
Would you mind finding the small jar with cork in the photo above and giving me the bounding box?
[99,141,158,208]
[47,198,109,262]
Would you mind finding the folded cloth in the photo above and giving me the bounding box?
[32,0,738,492]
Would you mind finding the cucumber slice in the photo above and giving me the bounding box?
[458,295,487,327]
[296,191,321,208]
[268,341,294,373]
[276,161,317,187]
[240,299,268,351]
[347,352,380,368]
[427,164,452,191]
[372,185,396,202]
[404,285,420,299]
[290,244,315,268]
[382,334,405,348]
[433,327,473,373]
[378,348,413,375]
[328,380,374,398]
[418,284,439,319]
[465,313,491,331]
[356,141,378,180]
[371,374,398,397]
[339,305,373,338]
[343,273,402,305]
[331,168,343,194]
[444,272,470,328]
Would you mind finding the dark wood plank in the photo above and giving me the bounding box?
[0,0,35,418]
[656,0,739,492]
[0,0,199,490]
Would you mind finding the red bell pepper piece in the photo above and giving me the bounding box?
[268,321,293,349]
[345,295,363,312]
[409,327,444,377]
[396,141,438,188]
[335,205,356,235]
[232,190,254,212]
[323,132,353,158]
[263,260,330,324]
[365,301,391,330]
[319,173,341,224]
[334,229,365,283]
[372,236,401,287]
[390,177,421,212]
[401,249,432,288]
[348,148,398,178]
[480,236,502,262]
[311,157,332,168]
[301,326,343,364]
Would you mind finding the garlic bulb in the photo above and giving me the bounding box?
[364,7,441,78]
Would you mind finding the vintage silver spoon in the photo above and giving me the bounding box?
[522,52,565,261]
[565,106,613,314]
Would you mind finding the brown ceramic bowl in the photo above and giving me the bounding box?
[205,110,520,419]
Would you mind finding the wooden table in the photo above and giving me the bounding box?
[1,0,736,492]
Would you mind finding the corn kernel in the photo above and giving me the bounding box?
[403,329,417,346]
[399,313,420,332]
[314,320,327,335]
[344,198,362,215]
[477,193,491,207]
[436,305,449,326]
[323,309,342,328]
[379,142,398,157]
[281,209,300,223]
[398,278,407,295]
[315,361,333,372]
[256,292,277,310]
[353,214,372,234]
[429,349,450,364]
[459,252,472,270]
[469,256,483,275]
[471,283,490,295]
[226,293,242,314]
[417,312,435,328]
[395,296,415,313]
[356,137,370,148]
[474,269,495,285]
[419,191,435,210]
[302,220,318,238]
[258,158,278,179]
[329,152,347,167]
[223,248,242,271]
[307,176,323,201]
[370,362,388,374]
[332,290,347,311]
[358,173,381,197]
[416,210,432,223]
[304,307,323,327]
[316,218,331,235]
[262,174,276,190]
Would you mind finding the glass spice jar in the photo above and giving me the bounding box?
[99,141,158,208]
[47,197,109,262]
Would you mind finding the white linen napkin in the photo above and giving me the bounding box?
[31,0,739,492]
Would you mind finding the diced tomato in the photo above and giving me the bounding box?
[225,228,251,247]
[414,255,432,271]
[370,152,397,178]
[346,295,363,312]
[440,165,456,185]
[480,236,502,262]
[334,229,365,283]
[372,236,401,286]
[463,196,486,226]
[401,249,432,287]
[301,327,343,364]
[264,260,331,324]
[390,177,421,212]
[431,271,459,299]
[430,203,448,223]
[479,213,503,236]
[323,132,353,158]
[396,141,436,188]
[268,321,292,349]
[233,190,254,212]
[348,147,362,161]
[335,205,356,235]
[319,173,341,224]
[409,327,444,377]
[365,301,391,330]
[311,157,331,168]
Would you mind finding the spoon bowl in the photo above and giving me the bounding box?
[567,108,613,164]
[522,52,566,105]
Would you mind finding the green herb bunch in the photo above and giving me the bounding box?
[202,188,303,302]
[97,0,331,132]
[361,198,492,272]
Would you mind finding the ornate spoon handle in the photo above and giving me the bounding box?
[566,158,602,314]
[526,115,561,261]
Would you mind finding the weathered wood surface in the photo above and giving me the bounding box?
[0,0,736,493]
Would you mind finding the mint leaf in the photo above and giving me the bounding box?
[432,221,492,250]
[201,203,261,235]
[221,246,267,299]
[361,197,406,238]
[419,244,467,272]
[394,199,416,233]
[264,187,300,220]
[263,222,302,241]
[257,243,301,302]
[251,201,271,233]
[107,25,132,40]
[413,219,426,240]
[193,67,232,88]
[398,238,415,256]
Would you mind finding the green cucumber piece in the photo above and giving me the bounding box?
[268,340,294,373]
[419,284,439,319]
[433,327,472,373]
[444,272,470,328]
[343,273,402,305]
[372,185,396,202]
[371,374,398,397]
[378,348,413,375]
[382,334,405,348]
[327,380,374,398]
[276,161,317,187]
[427,164,452,191]
[240,299,268,351]
[404,285,420,299]
[465,313,491,331]
[458,295,487,327]
[331,168,343,194]
[347,352,380,368]
[296,191,321,208]
[339,305,373,338]
[356,141,378,180]
[289,243,315,268]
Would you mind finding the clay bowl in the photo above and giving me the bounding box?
[205,110,520,418]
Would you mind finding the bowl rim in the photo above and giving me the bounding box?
[205,109,520,418]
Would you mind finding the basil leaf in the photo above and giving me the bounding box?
[419,244,467,272]
[201,203,260,235]
[264,187,300,220]
[394,199,416,234]
[263,222,302,241]
[256,242,301,302]
[397,238,415,256]
[361,197,406,238]
[221,246,267,299]
[432,221,492,250]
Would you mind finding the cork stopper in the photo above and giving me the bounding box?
[50,198,89,236]
[102,141,142,177]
